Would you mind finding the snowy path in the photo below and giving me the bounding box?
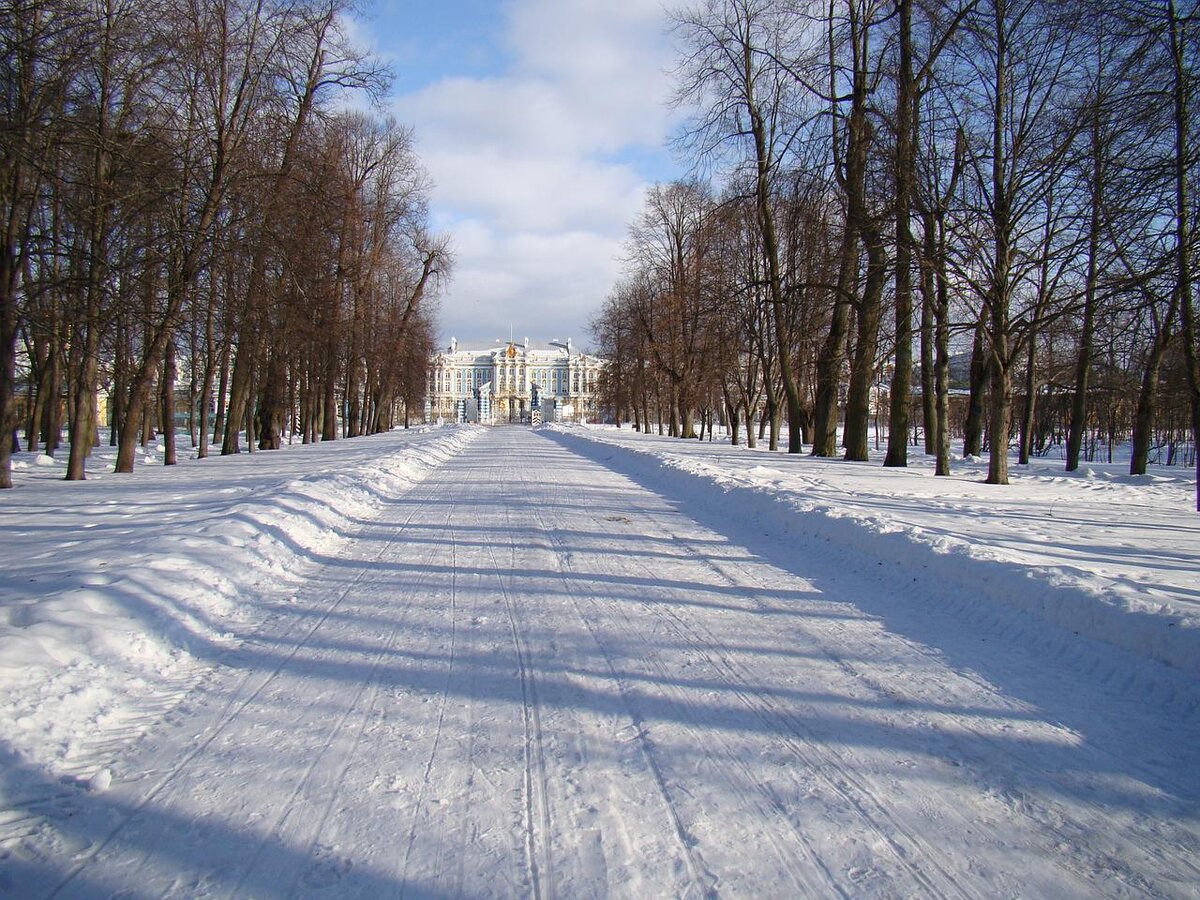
[6,428,1199,898]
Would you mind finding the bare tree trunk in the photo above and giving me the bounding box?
[222,333,254,454]
[812,227,855,456]
[725,390,740,446]
[769,397,782,451]
[964,313,988,458]
[41,320,63,455]
[28,334,49,454]
[1068,112,1102,472]
[110,320,128,447]
[197,299,216,459]
[835,0,886,463]
[985,0,1013,485]
[885,0,916,467]
[1168,0,1200,509]
[116,348,167,473]
[67,320,99,480]
[322,341,339,441]
[212,334,230,447]
[918,205,941,463]
[0,264,20,487]
[257,347,285,450]
[1131,352,1168,474]
[1018,335,1037,465]
[678,393,695,440]
[762,385,778,449]
[920,262,936,456]
[161,334,177,465]
[187,317,199,448]
[986,353,1012,484]
[932,214,953,476]
[117,257,178,473]
[844,247,886,461]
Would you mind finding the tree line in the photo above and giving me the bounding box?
[592,0,1200,506]
[1,0,448,488]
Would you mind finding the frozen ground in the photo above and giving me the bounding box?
[0,425,1197,898]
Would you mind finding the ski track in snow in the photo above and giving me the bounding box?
[1,427,1198,898]
[489,487,554,899]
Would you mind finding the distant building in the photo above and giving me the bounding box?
[426,337,604,425]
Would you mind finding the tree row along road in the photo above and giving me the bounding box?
[15,428,1199,898]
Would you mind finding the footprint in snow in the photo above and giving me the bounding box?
[302,846,352,889]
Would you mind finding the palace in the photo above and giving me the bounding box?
[426,337,604,424]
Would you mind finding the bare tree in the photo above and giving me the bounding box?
[945,0,1083,483]
[1,0,88,487]
[1166,0,1200,508]
[624,181,718,439]
[221,0,384,455]
[884,0,978,467]
[672,0,816,452]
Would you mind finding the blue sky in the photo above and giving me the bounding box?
[353,0,685,349]
[369,0,509,88]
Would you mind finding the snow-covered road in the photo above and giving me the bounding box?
[6,427,1199,898]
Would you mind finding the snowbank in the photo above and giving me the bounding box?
[551,426,1200,678]
[0,427,479,789]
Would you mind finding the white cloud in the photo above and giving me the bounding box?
[440,223,627,349]
[425,147,648,232]
[388,0,681,345]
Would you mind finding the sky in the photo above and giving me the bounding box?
[355,0,687,349]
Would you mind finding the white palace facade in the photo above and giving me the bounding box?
[426,337,604,425]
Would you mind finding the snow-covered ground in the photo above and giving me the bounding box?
[563,425,1200,676]
[0,428,479,797]
[0,425,1197,897]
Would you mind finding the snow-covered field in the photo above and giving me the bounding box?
[0,424,1196,897]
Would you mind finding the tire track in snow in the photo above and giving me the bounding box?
[542,544,771,897]
[484,475,555,900]
[521,474,746,899]
[396,504,462,897]
[668,529,1200,898]
[537,516,846,899]
[261,492,466,900]
[534,435,977,899]
[449,541,483,899]
[148,493,454,899]
[43,446,467,899]
[611,533,980,899]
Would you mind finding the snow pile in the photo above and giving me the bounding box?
[0,426,479,787]
[554,426,1200,677]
